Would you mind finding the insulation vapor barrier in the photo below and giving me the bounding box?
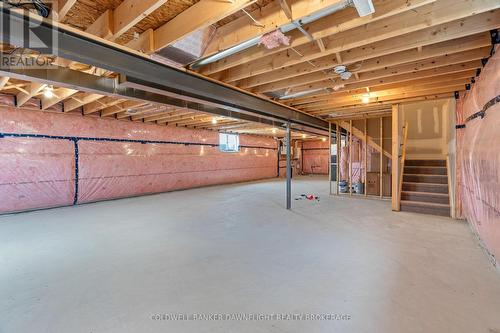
[456,44,500,262]
[0,106,277,214]
[302,140,329,174]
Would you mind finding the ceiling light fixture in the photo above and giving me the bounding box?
[211,118,218,124]
[352,0,375,17]
[340,71,353,80]
[361,93,370,104]
[43,86,54,98]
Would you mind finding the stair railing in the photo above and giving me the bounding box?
[397,122,409,211]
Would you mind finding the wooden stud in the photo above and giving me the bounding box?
[336,121,340,195]
[364,118,368,197]
[328,121,332,195]
[339,121,391,158]
[349,120,353,197]
[391,104,400,210]
[398,122,409,210]
[379,117,383,198]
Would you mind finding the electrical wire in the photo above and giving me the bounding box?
[1,0,50,18]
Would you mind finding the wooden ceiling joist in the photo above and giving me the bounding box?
[216,4,499,83]
[289,63,480,107]
[328,110,391,121]
[153,0,257,51]
[326,93,455,119]
[200,0,435,75]
[191,119,237,128]
[16,82,46,107]
[0,77,9,90]
[140,111,195,123]
[310,86,463,115]
[251,35,491,93]
[86,10,114,40]
[113,0,170,40]
[86,0,169,40]
[284,51,487,99]
[156,112,201,124]
[125,107,169,121]
[63,93,104,112]
[201,120,248,130]
[100,100,148,117]
[298,71,477,106]
[41,88,78,110]
[307,87,465,114]
[203,0,346,57]
[125,29,155,54]
[173,115,216,126]
[83,97,125,115]
[56,0,77,21]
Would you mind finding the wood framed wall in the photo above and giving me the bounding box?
[333,115,392,200]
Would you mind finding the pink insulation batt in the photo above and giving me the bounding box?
[302,140,329,174]
[258,30,290,49]
[455,45,500,261]
[0,106,278,213]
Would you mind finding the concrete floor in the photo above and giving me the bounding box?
[1,176,499,333]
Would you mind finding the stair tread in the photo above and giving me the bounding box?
[400,200,450,208]
[403,173,447,177]
[403,182,447,186]
[401,191,449,197]
[405,160,447,167]
[405,165,446,168]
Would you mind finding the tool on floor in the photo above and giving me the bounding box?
[294,194,320,201]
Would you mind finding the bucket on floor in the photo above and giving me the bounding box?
[339,181,349,193]
[353,182,364,194]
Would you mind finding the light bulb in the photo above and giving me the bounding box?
[211,118,217,124]
[271,128,277,134]
[361,93,370,104]
[43,86,54,98]
[322,137,327,142]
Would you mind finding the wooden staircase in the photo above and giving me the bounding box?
[400,160,450,217]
